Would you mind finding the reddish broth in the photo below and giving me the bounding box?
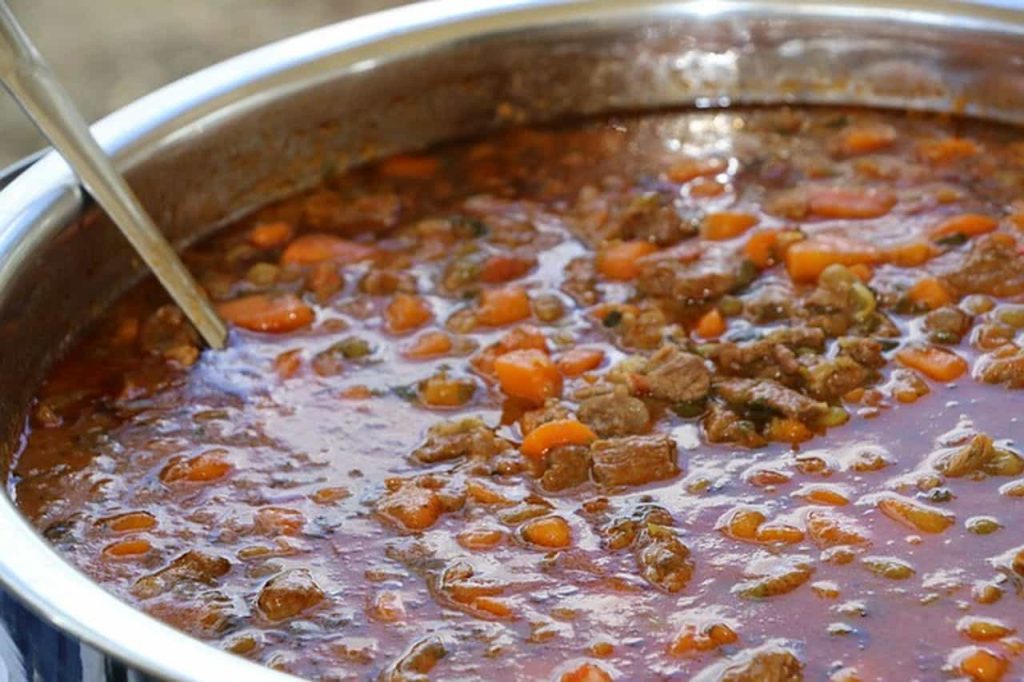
[11,107,1024,681]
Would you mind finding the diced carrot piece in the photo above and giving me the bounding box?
[908,276,953,310]
[956,646,1008,682]
[767,417,814,444]
[557,347,605,377]
[896,345,967,382]
[378,154,440,179]
[784,235,880,283]
[918,137,979,164]
[701,211,759,241]
[744,230,781,269]
[477,286,531,326]
[404,331,453,360]
[667,157,727,183]
[719,508,765,541]
[378,482,444,531]
[280,233,375,266]
[494,349,562,405]
[848,263,873,282]
[480,254,534,283]
[103,539,152,558]
[838,124,896,156]
[808,186,896,219]
[160,450,232,484]
[755,523,805,544]
[385,293,433,334]
[669,622,740,657]
[218,293,314,333]
[248,221,295,249]
[471,325,548,376]
[274,349,303,379]
[340,385,374,400]
[694,308,727,339]
[876,494,955,533]
[466,480,512,505]
[958,617,1015,642]
[521,419,597,460]
[521,515,572,548]
[254,507,306,536]
[457,527,506,550]
[930,213,999,241]
[561,662,613,682]
[796,484,850,506]
[690,178,726,198]
[471,596,514,619]
[104,511,157,533]
[884,240,937,267]
[596,241,659,280]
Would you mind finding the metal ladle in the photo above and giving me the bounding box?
[0,2,228,349]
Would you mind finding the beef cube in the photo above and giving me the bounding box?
[643,345,711,403]
[577,385,650,437]
[716,378,828,423]
[590,435,679,487]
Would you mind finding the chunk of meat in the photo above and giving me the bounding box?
[715,378,828,423]
[932,434,995,477]
[837,336,886,368]
[614,191,695,247]
[636,530,693,592]
[540,445,591,492]
[257,569,325,621]
[380,636,447,682]
[139,305,200,366]
[131,551,231,599]
[577,385,650,437]
[693,640,804,682]
[301,188,400,233]
[637,248,744,303]
[805,356,871,402]
[703,403,767,448]
[941,234,1024,298]
[641,345,711,403]
[977,346,1024,388]
[590,434,679,487]
[411,418,510,464]
[924,305,973,344]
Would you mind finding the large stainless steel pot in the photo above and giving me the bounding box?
[1,1,1023,679]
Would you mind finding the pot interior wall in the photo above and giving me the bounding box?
[2,4,1024,478]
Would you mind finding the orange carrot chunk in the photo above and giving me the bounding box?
[521,515,572,548]
[103,539,153,558]
[666,157,727,183]
[403,331,453,360]
[808,186,897,219]
[248,221,295,249]
[596,241,659,280]
[694,308,727,339]
[280,233,375,266]
[896,345,968,382]
[479,254,534,283]
[838,124,896,156]
[930,213,999,241]
[907,276,953,310]
[477,286,531,326]
[520,419,597,460]
[784,235,880,283]
[385,293,433,334]
[560,662,613,682]
[701,212,759,241]
[556,347,605,377]
[494,349,562,405]
[918,137,979,164]
[743,230,781,269]
[218,293,315,333]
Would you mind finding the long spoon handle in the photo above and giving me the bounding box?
[0,2,227,349]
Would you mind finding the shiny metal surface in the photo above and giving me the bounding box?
[0,0,1023,679]
[0,2,227,350]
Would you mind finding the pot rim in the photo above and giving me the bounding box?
[0,1,1021,680]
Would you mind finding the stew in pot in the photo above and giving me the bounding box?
[11,106,1024,681]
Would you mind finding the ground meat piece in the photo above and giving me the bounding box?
[941,234,1024,298]
[411,418,510,464]
[131,551,231,599]
[139,305,200,366]
[742,283,795,323]
[923,305,973,344]
[805,356,871,401]
[590,435,679,487]
[615,191,695,247]
[577,385,650,437]
[637,248,744,304]
[257,569,325,621]
[562,256,599,306]
[716,378,828,423]
[703,404,767,447]
[978,346,1024,388]
[642,345,711,403]
[540,444,591,492]
[693,640,804,682]
[636,531,693,592]
[837,336,886,368]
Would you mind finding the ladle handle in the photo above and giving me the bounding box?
[0,2,227,350]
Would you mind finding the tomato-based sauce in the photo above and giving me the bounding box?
[10,107,1024,681]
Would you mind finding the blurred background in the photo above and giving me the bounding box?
[0,0,409,166]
